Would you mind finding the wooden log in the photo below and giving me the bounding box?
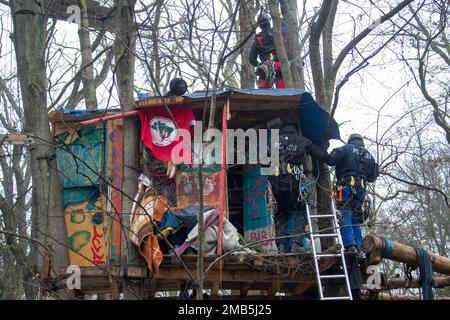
[363,235,450,276]
[383,276,450,290]
[371,293,450,301]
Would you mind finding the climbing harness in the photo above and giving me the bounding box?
[256,59,276,88]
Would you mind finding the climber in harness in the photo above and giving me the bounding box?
[325,133,379,255]
[249,12,287,89]
[268,118,326,253]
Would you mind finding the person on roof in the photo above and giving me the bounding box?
[324,134,379,254]
[269,118,326,254]
[249,12,287,89]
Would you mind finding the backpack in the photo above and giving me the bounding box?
[357,146,379,183]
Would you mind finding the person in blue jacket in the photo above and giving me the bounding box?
[325,133,379,254]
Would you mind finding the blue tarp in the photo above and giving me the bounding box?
[184,88,340,144]
[60,108,120,116]
[184,88,309,99]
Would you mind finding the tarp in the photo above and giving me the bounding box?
[184,88,340,145]
[60,108,120,116]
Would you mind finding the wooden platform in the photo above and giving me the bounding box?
[47,251,356,299]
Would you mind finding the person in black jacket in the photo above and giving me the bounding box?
[269,119,326,253]
[325,133,378,253]
[248,13,287,89]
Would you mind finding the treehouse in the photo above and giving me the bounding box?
[47,88,450,300]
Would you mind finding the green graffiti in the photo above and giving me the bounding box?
[68,230,91,252]
[70,209,86,224]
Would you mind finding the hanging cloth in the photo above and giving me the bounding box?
[138,107,195,162]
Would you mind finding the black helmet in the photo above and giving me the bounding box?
[348,133,364,144]
[280,118,298,134]
[169,78,187,96]
[257,12,271,30]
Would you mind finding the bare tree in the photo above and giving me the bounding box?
[398,1,449,145]
[9,0,72,299]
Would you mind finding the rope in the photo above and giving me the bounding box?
[256,60,276,88]
[382,239,394,258]
[415,248,434,300]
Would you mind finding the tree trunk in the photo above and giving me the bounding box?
[308,1,338,249]
[238,0,257,89]
[10,0,71,298]
[279,0,305,88]
[78,0,98,109]
[114,0,141,300]
[268,0,294,87]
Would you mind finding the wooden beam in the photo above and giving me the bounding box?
[147,278,158,300]
[211,281,220,296]
[381,276,450,290]
[154,268,317,283]
[370,293,450,301]
[136,96,186,108]
[0,134,34,145]
[363,235,450,276]
[110,279,120,300]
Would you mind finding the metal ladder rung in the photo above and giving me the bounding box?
[316,253,341,258]
[305,197,353,300]
[320,274,346,279]
[309,214,335,218]
[312,233,338,238]
[322,296,351,300]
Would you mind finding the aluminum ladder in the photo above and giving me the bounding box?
[305,199,353,300]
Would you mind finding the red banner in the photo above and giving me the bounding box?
[138,107,195,162]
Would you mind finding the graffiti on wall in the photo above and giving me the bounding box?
[243,166,277,252]
[176,165,221,208]
[63,188,110,266]
[55,126,103,188]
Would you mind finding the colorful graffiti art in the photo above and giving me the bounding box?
[243,166,277,253]
[54,119,123,266]
[176,165,221,209]
[63,188,110,266]
[55,125,104,188]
